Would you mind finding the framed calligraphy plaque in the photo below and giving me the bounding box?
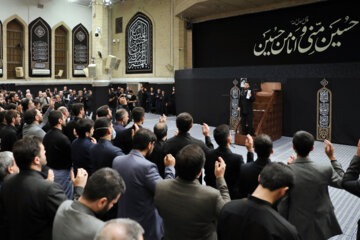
[72,24,89,77]
[29,17,51,77]
[126,12,153,74]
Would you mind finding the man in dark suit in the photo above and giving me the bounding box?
[238,134,273,198]
[43,110,73,199]
[163,112,214,159]
[278,131,344,240]
[0,110,21,152]
[238,81,255,135]
[91,117,124,171]
[205,124,253,199]
[113,128,176,240]
[155,144,229,240]
[64,103,85,142]
[218,162,301,240]
[114,107,144,154]
[0,135,87,240]
[72,118,96,176]
[149,122,168,178]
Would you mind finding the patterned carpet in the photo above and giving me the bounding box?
[143,113,359,239]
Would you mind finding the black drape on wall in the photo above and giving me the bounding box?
[175,63,360,146]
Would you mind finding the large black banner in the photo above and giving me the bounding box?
[193,1,360,67]
[29,17,51,77]
[0,21,2,77]
[126,12,153,74]
[72,24,89,77]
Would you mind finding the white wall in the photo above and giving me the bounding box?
[0,0,91,31]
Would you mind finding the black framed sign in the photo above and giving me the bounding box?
[0,21,3,77]
[126,12,153,74]
[29,17,51,77]
[72,24,89,77]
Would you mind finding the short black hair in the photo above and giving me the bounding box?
[96,105,110,118]
[24,108,37,125]
[21,98,31,110]
[5,103,17,110]
[48,110,63,127]
[82,168,126,202]
[94,117,112,139]
[115,109,128,122]
[176,144,205,181]
[153,123,167,140]
[13,135,42,170]
[254,134,273,159]
[176,112,193,133]
[259,162,294,191]
[71,103,84,117]
[133,128,156,151]
[292,130,314,157]
[132,107,145,123]
[75,118,94,138]
[214,124,229,147]
[0,111,6,123]
[5,110,18,125]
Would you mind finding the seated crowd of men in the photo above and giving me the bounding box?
[0,87,359,240]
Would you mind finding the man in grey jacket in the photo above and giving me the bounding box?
[52,168,126,240]
[155,144,230,240]
[22,99,54,139]
[278,130,344,240]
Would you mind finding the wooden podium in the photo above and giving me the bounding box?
[235,82,282,145]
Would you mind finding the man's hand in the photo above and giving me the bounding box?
[357,139,360,157]
[90,137,97,144]
[324,140,336,161]
[71,168,88,188]
[245,134,253,152]
[50,98,55,109]
[215,157,226,178]
[131,123,140,139]
[287,154,295,165]
[164,154,176,167]
[47,169,54,182]
[202,123,210,137]
[159,114,167,123]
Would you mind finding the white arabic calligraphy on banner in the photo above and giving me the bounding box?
[127,16,150,70]
[253,16,359,56]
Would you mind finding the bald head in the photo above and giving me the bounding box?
[153,123,168,141]
[95,219,144,240]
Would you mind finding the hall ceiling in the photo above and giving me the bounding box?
[176,0,326,23]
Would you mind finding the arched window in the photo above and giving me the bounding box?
[7,19,24,79]
[55,25,68,79]
[29,17,51,77]
[126,12,153,74]
[72,24,89,77]
[0,21,3,77]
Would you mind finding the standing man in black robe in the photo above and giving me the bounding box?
[238,82,255,135]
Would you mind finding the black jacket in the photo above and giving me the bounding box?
[205,147,253,199]
[342,155,360,197]
[0,125,18,152]
[43,128,72,170]
[163,132,214,158]
[0,170,82,240]
[218,196,301,240]
[90,139,124,171]
[238,157,271,198]
[239,88,255,115]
